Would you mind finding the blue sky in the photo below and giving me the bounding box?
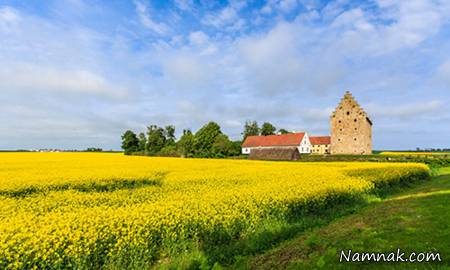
[0,0,449,150]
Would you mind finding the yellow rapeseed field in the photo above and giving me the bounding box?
[380,151,450,156]
[0,153,429,269]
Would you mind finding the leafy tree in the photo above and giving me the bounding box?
[230,141,242,156]
[242,120,259,140]
[211,134,233,157]
[121,130,139,155]
[278,128,290,134]
[177,129,195,157]
[194,122,222,157]
[261,122,276,136]
[158,145,180,157]
[164,125,176,146]
[146,125,166,155]
[86,147,102,152]
[138,132,147,151]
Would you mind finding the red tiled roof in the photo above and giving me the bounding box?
[309,136,331,145]
[242,133,305,147]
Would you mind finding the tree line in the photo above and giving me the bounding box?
[121,121,290,158]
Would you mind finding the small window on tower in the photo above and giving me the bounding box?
[346,111,350,115]
[354,138,357,141]
[338,120,342,123]
[354,119,357,122]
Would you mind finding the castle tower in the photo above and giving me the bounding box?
[330,91,372,155]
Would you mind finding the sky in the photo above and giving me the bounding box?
[0,0,449,150]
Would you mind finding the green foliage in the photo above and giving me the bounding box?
[244,169,450,270]
[194,122,223,157]
[278,128,290,134]
[158,145,180,157]
[137,132,146,152]
[178,129,195,157]
[164,125,176,146]
[121,130,139,155]
[146,125,167,155]
[229,141,242,156]
[242,120,260,140]
[85,147,102,152]
[157,194,370,270]
[296,154,450,169]
[261,122,276,136]
[211,134,233,158]
[122,123,244,158]
[144,125,177,156]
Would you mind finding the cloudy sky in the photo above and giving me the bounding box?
[1,0,449,150]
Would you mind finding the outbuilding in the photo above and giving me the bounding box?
[242,132,311,159]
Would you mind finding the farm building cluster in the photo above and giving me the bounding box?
[241,91,373,160]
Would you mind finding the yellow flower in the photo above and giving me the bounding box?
[0,153,429,269]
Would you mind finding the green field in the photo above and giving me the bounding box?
[242,167,450,269]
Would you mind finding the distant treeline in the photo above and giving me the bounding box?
[121,121,290,158]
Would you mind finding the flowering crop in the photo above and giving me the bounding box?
[0,153,429,269]
[379,151,450,156]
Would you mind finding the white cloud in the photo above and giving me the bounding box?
[0,6,20,32]
[377,0,444,53]
[238,23,303,94]
[238,22,346,95]
[224,119,242,128]
[0,6,19,22]
[202,5,245,31]
[436,59,450,84]
[134,1,170,35]
[0,63,127,99]
[367,101,443,119]
[260,0,298,14]
[260,4,272,15]
[174,0,194,11]
[188,31,209,45]
[279,0,298,13]
[161,53,211,88]
[311,0,450,57]
[1,1,450,149]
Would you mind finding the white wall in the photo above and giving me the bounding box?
[298,133,311,154]
[242,133,312,154]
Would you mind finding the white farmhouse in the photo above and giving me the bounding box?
[241,132,311,160]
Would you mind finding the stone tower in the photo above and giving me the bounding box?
[330,91,372,155]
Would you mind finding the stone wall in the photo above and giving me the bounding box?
[330,92,372,155]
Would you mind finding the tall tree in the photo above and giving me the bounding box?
[121,130,139,155]
[138,132,147,151]
[278,128,290,134]
[164,125,176,146]
[146,125,166,155]
[261,122,276,136]
[177,129,195,157]
[194,122,222,157]
[211,134,233,157]
[230,141,243,156]
[242,120,259,140]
